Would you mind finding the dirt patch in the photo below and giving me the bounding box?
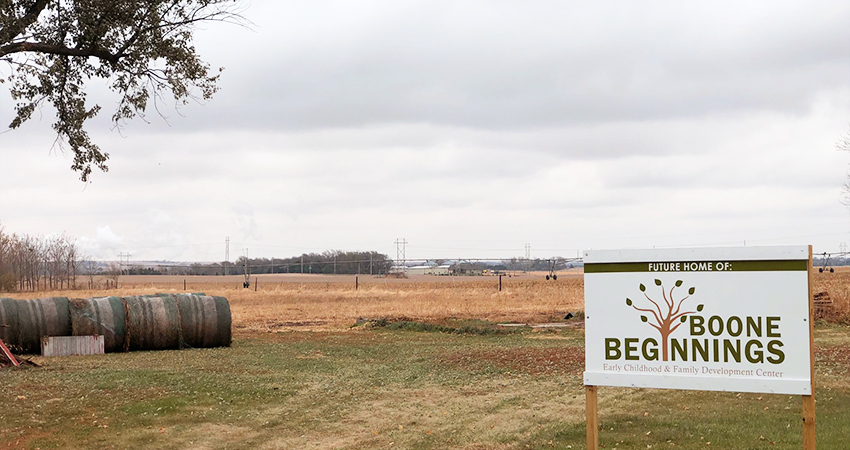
[441,346,584,376]
[815,345,850,376]
[0,428,59,450]
[233,328,389,347]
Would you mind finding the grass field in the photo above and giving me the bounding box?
[1,270,848,449]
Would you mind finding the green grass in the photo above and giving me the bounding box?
[363,317,529,335]
[0,324,847,449]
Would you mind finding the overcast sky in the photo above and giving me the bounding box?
[2,0,850,263]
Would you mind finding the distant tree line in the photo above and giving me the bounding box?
[0,226,81,292]
[239,250,394,275]
[145,250,395,276]
[124,267,163,275]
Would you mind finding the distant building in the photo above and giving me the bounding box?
[406,264,451,276]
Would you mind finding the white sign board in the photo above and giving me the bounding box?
[584,246,812,395]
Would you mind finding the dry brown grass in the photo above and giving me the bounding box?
[227,277,584,332]
[8,267,848,332]
[3,274,585,331]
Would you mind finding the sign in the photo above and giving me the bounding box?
[584,246,812,395]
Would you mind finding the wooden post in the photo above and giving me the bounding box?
[255,278,258,291]
[803,245,816,449]
[499,274,502,291]
[183,279,186,290]
[803,395,815,449]
[586,385,599,450]
[356,276,359,290]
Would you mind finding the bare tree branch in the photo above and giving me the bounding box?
[1,0,247,181]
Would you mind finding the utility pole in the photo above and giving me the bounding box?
[524,243,531,273]
[301,254,304,274]
[224,237,230,276]
[395,238,407,274]
[243,248,250,288]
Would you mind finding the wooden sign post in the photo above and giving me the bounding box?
[585,385,598,449]
[802,247,816,449]
[584,245,815,449]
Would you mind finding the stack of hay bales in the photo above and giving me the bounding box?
[0,294,231,354]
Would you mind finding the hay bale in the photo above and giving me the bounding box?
[171,294,232,348]
[70,297,128,352]
[124,295,182,351]
[0,298,20,349]
[15,297,72,353]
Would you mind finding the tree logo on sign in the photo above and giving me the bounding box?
[626,279,704,361]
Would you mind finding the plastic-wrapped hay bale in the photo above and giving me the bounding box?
[70,297,128,353]
[124,295,181,351]
[168,294,231,348]
[16,297,72,353]
[0,298,20,349]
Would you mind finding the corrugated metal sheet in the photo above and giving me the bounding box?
[41,335,105,357]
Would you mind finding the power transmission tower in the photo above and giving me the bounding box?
[395,238,407,273]
[117,252,131,275]
[224,237,230,276]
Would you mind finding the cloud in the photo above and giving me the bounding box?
[173,0,850,132]
[77,226,125,259]
[231,204,262,242]
[2,0,849,261]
